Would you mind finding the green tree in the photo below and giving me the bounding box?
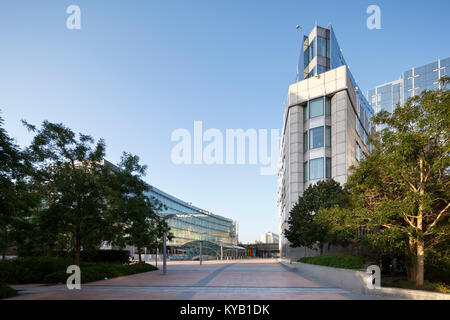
[284,179,349,255]
[23,120,116,265]
[331,79,449,286]
[0,113,39,259]
[109,152,168,263]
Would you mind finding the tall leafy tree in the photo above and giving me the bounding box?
[109,152,169,263]
[332,78,449,286]
[284,179,349,255]
[0,112,38,259]
[23,120,116,265]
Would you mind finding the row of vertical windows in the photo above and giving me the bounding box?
[303,158,331,182]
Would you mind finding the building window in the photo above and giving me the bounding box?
[317,36,330,58]
[317,65,329,74]
[310,158,324,180]
[305,67,316,79]
[303,131,308,153]
[356,118,361,137]
[326,157,331,178]
[304,39,315,68]
[355,142,361,162]
[325,97,331,116]
[309,97,324,118]
[325,126,331,147]
[310,126,324,149]
[303,161,309,182]
[303,104,308,122]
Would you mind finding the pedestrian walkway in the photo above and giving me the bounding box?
[9,259,378,300]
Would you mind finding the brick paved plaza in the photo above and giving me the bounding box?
[9,259,378,300]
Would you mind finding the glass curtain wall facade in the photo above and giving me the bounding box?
[367,57,450,124]
[147,186,238,248]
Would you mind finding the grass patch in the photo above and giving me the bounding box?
[0,257,157,284]
[298,253,365,270]
[0,283,18,299]
[384,280,450,294]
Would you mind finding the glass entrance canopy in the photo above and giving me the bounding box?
[182,240,246,260]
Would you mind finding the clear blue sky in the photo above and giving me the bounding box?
[0,0,449,243]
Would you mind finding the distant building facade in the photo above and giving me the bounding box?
[367,57,450,129]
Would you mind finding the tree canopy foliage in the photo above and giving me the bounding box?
[284,179,350,254]
[0,115,170,265]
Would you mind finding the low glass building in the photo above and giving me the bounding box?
[147,186,244,259]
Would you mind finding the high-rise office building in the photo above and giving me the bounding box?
[367,57,450,130]
[278,25,375,258]
[259,232,279,244]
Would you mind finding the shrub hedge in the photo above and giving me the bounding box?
[386,280,450,294]
[53,250,130,264]
[298,253,365,270]
[44,262,157,284]
[0,257,157,284]
[0,257,75,284]
[0,283,18,299]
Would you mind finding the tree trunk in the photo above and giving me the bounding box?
[138,247,142,263]
[415,156,425,286]
[406,237,417,281]
[416,238,424,286]
[75,225,81,266]
[2,227,7,260]
[319,243,324,256]
[406,258,417,281]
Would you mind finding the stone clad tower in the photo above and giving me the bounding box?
[278,25,375,259]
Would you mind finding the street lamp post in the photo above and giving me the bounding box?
[199,241,202,265]
[163,229,167,274]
